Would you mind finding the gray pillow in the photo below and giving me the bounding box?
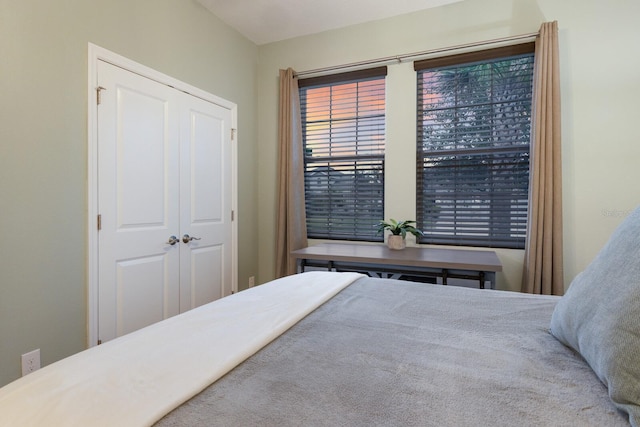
[550,206,640,427]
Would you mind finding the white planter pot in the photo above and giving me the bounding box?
[387,235,406,250]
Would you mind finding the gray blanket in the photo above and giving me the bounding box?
[157,277,628,426]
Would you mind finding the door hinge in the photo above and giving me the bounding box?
[97,339,102,345]
[96,86,106,105]
[97,214,102,230]
[231,128,236,141]
[231,210,235,221]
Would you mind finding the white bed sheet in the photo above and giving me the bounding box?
[0,272,363,427]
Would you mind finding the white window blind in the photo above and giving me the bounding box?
[415,44,535,249]
[299,67,386,241]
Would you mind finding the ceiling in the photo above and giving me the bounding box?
[196,0,463,45]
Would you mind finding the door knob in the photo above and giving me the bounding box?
[182,234,202,244]
[166,235,179,245]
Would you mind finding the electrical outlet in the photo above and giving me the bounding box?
[248,276,255,288]
[21,349,41,376]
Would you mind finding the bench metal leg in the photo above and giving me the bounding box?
[486,272,496,290]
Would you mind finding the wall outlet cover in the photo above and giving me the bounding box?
[21,349,41,376]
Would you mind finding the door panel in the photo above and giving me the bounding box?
[98,61,181,342]
[116,255,170,336]
[190,110,223,222]
[179,98,232,312]
[189,245,224,308]
[117,88,170,227]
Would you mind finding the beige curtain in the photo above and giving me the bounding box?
[275,68,308,278]
[521,21,564,295]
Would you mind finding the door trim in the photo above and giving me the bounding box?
[87,43,238,347]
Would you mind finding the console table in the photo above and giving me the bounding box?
[291,243,503,289]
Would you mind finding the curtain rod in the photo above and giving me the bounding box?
[296,31,539,78]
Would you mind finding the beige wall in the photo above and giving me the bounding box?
[0,0,259,386]
[256,0,640,289]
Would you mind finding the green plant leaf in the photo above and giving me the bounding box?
[375,219,423,237]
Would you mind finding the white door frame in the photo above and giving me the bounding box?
[87,43,238,347]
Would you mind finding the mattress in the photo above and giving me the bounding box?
[157,275,628,426]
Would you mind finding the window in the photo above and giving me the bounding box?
[299,67,386,241]
[415,44,535,249]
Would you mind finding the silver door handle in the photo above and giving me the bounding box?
[166,235,179,245]
[182,234,202,243]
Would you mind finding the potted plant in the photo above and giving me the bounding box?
[376,219,424,250]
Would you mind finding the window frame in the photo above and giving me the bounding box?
[299,67,387,242]
[414,43,535,249]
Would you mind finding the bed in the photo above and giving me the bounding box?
[2,208,640,426]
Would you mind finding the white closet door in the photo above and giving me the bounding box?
[97,61,181,342]
[96,60,233,343]
[178,96,233,312]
